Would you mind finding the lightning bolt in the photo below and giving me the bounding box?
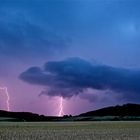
[58,97,65,117]
[0,86,10,111]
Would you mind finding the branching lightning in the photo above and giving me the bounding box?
[0,86,10,111]
[58,97,65,117]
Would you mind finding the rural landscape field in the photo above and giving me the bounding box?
[0,121,140,140]
[0,0,140,140]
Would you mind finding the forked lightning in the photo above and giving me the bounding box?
[0,86,10,111]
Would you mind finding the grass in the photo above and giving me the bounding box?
[0,121,140,140]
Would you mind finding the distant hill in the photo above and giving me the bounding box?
[79,103,140,117]
[0,103,140,121]
[0,110,60,122]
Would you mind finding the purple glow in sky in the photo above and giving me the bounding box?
[0,0,140,116]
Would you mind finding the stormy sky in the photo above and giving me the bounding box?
[0,0,140,115]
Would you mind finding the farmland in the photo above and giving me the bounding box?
[0,121,140,140]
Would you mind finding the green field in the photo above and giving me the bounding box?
[0,121,140,140]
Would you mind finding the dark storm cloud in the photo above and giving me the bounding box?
[19,57,140,101]
[1,0,140,59]
[0,19,67,57]
[0,1,69,58]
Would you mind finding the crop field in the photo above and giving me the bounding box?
[0,121,140,140]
